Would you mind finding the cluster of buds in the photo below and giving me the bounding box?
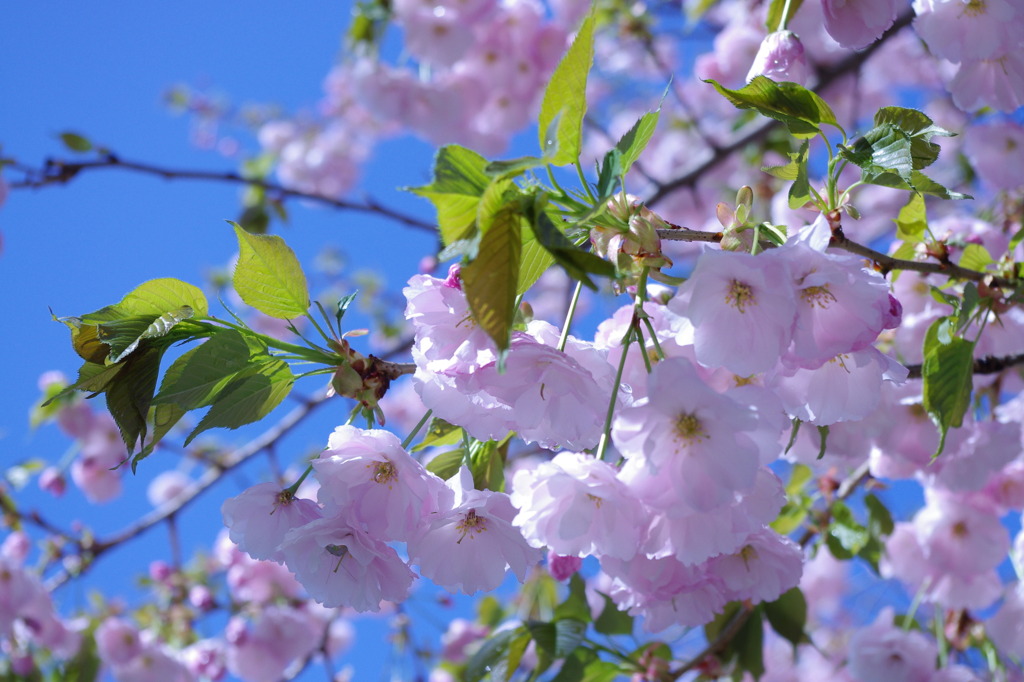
[329,337,409,426]
[591,193,674,290]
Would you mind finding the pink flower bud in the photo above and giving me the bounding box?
[746,31,808,85]
[39,467,67,497]
[548,554,582,581]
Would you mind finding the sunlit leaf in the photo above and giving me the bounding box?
[538,12,595,165]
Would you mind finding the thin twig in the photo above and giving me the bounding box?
[7,155,437,233]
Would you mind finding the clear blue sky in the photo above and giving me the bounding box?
[1,3,459,679]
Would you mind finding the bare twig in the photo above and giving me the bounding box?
[7,156,437,233]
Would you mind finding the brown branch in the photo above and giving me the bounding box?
[655,224,1020,290]
[903,352,1024,380]
[7,155,437,233]
[829,229,1018,290]
[644,10,916,209]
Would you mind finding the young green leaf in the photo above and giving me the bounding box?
[184,356,294,445]
[922,317,975,457]
[408,145,491,245]
[462,202,522,352]
[763,588,808,650]
[231,222,310,319]
[105,343,167,452]
[704,77,840,139]
[132,403,188,471]
[116,277,209,318]
[615,108,661,175]
[526,209,615,290]
[153,329,256,409]
[895,193,927,243]
[424,448,466,481]
[465,627,524,682]
[959,243,994,272]
[538,12,596,165]
[60,131,93,152]
[594,594,633,635]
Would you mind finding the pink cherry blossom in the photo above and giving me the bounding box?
[709,528,803,603]
[612,358,763,511]
[221,481,322,563]
[314,425,449,541]
[510,451,646,560]
[225,607,319,682]
[279,517,415,612]
[913,0,1022,63]
[822,0,900,50]
[670,248,796,377]
[846,608,937,682]
[408,469,541,594]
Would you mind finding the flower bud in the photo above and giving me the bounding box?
[746,31,808,85]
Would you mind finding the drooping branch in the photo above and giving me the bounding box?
[7,155,437,233]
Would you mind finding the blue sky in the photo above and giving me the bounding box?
[1,3,458,679]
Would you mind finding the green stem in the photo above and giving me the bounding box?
[596,325,634,461]
[574,161,597,202]
[197,318,338,365]
[283,465,314,497]
[557,280,585,352]
[777,0,794,31]
[304,311,337,346]
[402,409,434,450]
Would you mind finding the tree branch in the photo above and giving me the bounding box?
[7,155,437,233]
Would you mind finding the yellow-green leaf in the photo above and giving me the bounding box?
[231,222,310,319]
[538,12,595,165]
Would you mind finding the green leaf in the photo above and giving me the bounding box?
[469,438,508,492]
[462,198,522,352]
[412,418,464,452]
[425,448,466,481]
[60,131,93,152]
[705,77,840,138]
[959,243,994,272]
[788,140,811,209]
[519,218,557,295]
[763,588,808,650]
[595,148,622,199]
[922,318,975,457]
[840,125,914,181]
[733,607,765,680]
[99,307,195,363]
[231,222,310,318]
[493,631,533,682]
[114,277,209,318]
[132,402,187,471]
[42,361,125,407]
[861,169,972,200]
[185,356,294,445]
[828,500,870,556]
[865,493,895,536]
[554,574,592,623]
[594,594,633,635]
[409,144,492,245]
[528,619,586,661]
[486,155,549,178]
[765,0,804,31]
[466,627,524,682]
[153,329,256,409]
[105,343,166,452]
[895,193,928,243]
[873,106,954,170]
[538,12,595,165]
[615,109,661,175]
[551,650,621,682]
[526,208,615,290]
